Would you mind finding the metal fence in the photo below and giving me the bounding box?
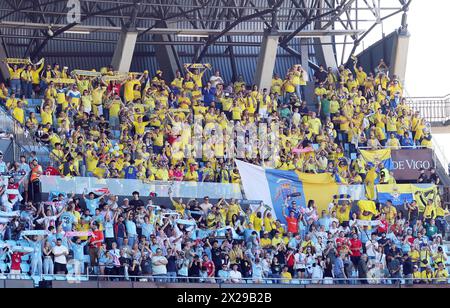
[3,274,450,288]
[407,95,450,124]
[0,105,53,167]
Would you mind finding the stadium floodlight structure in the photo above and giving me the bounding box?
[0,0,411,86]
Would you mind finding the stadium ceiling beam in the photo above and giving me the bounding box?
[138,0,213,38]
[28,2,138,60]
[279,0,350,46]
[0,21,364,36]
[1,33,356,46]
[0,0,70,22]
[344,0,412,64]
[193,0,286,63]
[317,0,357,30]
[75,0,403,11]
[170,0,201,29]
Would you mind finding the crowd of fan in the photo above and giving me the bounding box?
[0,58,447,285]
[0,149,448,284]
[0,58,433,186]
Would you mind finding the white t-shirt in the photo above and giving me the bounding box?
[37,216,58,230]
[200,202,213,214]
[366,240,379,258]
[292,112,301,126]
[52,245,69,264]
[229,270,242,283]
[152,256,168,275]
[210,76,224,88]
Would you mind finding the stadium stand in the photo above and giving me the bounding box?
[0,53,449,288]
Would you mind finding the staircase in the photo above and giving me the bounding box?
[0,99,52,167]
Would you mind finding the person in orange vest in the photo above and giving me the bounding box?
[30,159,43,203]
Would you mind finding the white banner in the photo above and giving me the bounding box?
[235,160,276,219]
[0,211,20,217]
[338,185,366,201]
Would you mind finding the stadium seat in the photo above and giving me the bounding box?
[0,262,8,273]
[5,240,16,247]
[20,263,30,273]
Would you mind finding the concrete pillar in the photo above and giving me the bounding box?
[254,31,279,91]
[392,32,410,86]
[312,36,338,70]
[0,41,9,81]
[300,39,315,107]
[111,29,138,72]
[313,0,338,70]
[154,34,181,82]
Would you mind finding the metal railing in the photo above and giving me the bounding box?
[3,273,450,287]
[407,95,450,124]
[0,105,53,167]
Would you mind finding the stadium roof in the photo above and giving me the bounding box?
[0,0,411,82]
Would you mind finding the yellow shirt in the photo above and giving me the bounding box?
[133,121,150,135]
[260,238,272,249]
[41,110,53,125]
[92,87,106,106]
[172,200,185,216]
[232,106,242,121]
[8,67,23,79]
[12,107,25,124]
[271,78,283,95]
[188,71,205,88]
[124,80,140,102]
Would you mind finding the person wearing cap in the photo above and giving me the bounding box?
[421,264,434,284]
[410,264,421,284]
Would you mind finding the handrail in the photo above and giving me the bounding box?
[406,95,450,124]
[8,273,450,286]
[0,104,54,167]
[407,94,450,100]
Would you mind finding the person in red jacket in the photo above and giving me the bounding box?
[349,233,362,267]
[89,222,104,273]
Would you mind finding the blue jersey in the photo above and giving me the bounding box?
[29,240,42,257]
[104,221,114,239]
[60,212,75,231]
[71,242,87,261]
[125,220,137,236]
[124,166,138,179]
[85,198,100,214]
[141,223,154,239]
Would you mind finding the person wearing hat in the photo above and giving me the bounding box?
[421,264,434,284]
[412,265,421,284]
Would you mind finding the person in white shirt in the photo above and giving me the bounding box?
[209,71,224,88]
[52,239,69,275]
[199,196,213,214]
[169,227,183,252]
[229,264,242,283]
[366,233,379,261]
[151,248,168,281]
